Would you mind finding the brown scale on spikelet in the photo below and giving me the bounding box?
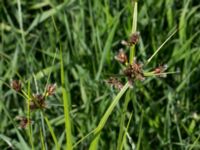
[45,83,56,96]
[10,80,22,92]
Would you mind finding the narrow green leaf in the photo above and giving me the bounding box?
[60,46,73,150]
[95,12,122,80]
[40,128,46,150]
[27,2,70,33]
[117,90,131,150]
[89,82,129,149]
[119,112,133,150]
[146,28,177,65]
[45,116,60,150]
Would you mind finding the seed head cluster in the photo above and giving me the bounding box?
[10,80,56,128]
[107,31,169,89]
[123,62,144,81]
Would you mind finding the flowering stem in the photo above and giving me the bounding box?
[129,0,138,63]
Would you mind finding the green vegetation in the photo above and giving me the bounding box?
[0,0,200,149]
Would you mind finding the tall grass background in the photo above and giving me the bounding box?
[0,0,200,149]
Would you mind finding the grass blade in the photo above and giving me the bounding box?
[44,116,60,150]
[60,46,73,149]
[95,12,122,80]
[89,82,129,149]
[117,90,131,150]
[27,80,34,150]
[119,112,133,150]
[40,128,46,150]
[146,28,177,65]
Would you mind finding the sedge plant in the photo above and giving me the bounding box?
[83,0,178,149]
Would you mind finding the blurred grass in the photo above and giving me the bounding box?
[1,0,200,149]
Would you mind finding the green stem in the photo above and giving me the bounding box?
[129,0,138,63]
[131,0,138,34]
[60,45,73,150]
[40,112,48,150]
[27,81,34,150]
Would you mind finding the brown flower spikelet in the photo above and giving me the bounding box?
[115,49,128,64]
[107,77,124,90]
[124,62,144,81]
[10,80,22,92]
[46,83,56,96]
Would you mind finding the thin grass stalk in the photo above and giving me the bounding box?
[40,128,46,150]
[44,116,60,150]
[73,129,95,148]
[27,80,34,150]
[44,48,58,95]
[164,94,173,150]
[40,112,48,150]
[60,46,73,150]
[117,90,131,150]
[189,134,200,150]
[146,29,177,65]
[119,112,133,150]
[136,111,144,150]
[175,114,183,150]
[17,0,26,54]
[179,0,190,43]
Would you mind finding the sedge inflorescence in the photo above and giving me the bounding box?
[10,80,56,128]
[107,32,168,90]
